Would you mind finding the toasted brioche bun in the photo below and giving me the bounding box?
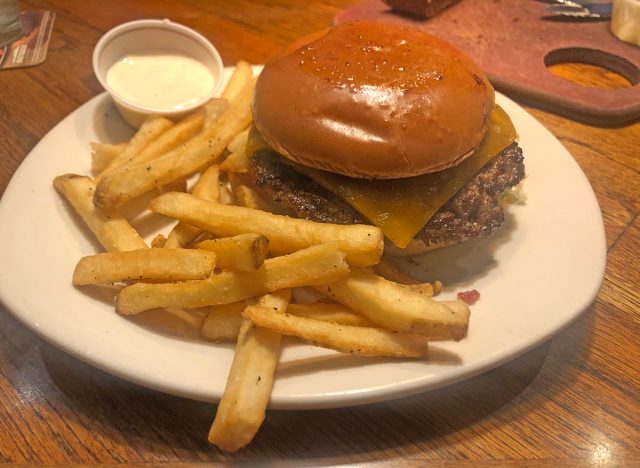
[253,20,495,179]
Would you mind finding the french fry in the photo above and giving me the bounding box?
[203,97,230,130]
[164,165,222,249]
[374,258,424,285]
[72,248,216,285]
[112,111,206,173]
[217,176,236,205]
[200,301,373,342]
[191,164,221,201]
[94,78,255,209]
[243,305,430,358]
[315,268,470,341]
[219,145,252,173]
[150,234,167,248]
[228,128,249,153]
[228,176,270,210]
[90,142,126,173]
[196,233,269,271]
[220,128,250,173]
[373,259,439,296]
[221,60,253,101]
[208,290,290,452]
[101,115,175,174]
[286,303,374,327]
[148,192,384,267]
[163,225,202,250]
[53,174,147,252]
[441,300,472,316]
[116,242,349,314]
[200,302,246,342]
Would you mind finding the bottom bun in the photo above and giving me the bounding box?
[383,238,456,257]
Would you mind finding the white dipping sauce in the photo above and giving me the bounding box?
[106,52,215,110]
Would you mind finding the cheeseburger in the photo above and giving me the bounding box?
[246,21,524,255]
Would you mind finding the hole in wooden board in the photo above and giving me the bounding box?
[544,47,639,89]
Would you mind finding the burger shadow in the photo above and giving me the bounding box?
[37,303,595,461]
[392,209,519,289]
[247,306,596,461]
[35,333,550,459]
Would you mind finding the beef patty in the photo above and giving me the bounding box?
[248,143,525,248]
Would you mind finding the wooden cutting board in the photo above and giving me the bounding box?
[335,0,640,126]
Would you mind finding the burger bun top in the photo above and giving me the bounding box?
[253,20,495,179]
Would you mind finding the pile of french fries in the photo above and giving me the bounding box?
[53,61,471,452]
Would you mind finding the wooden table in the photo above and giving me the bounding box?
[1,1,638,464]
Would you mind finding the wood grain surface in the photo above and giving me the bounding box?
[1,0,638,465]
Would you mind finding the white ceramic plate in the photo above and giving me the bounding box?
[0,69,606,409]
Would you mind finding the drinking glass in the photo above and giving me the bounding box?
[0,0,23,48]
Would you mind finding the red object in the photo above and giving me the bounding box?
[457,289,480,304]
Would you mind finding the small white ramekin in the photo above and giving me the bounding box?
[92,19,224,128]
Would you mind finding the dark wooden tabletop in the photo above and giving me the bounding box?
[1,0,638,464]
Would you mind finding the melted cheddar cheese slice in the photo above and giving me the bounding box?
[294,106,517,248]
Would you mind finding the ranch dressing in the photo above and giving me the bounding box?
[106,52,215,110]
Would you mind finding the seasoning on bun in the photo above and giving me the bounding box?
[246,20,525,255]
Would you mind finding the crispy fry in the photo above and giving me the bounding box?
[315,267,470,341]
[164,165,222,249]
[220,146,251,173]
[148,192,384,267]
[200,302,246,342]
[220,128,250,173]
[243,305,430,358]
[441,300,472,316]
[53,174,147,252]
[72,248,216,285]
[398,283,434,296]
[208,290,290,452]
[94,78,255,209]
[101,115,175,174]
[217,176,235,205]
[374,258,422,285]
[291,300,445,342]
[150,234,167,248]
[196,233,269,271]
[201,301,373,342]
[221,60,253,101]
[116,242,349,314]
[115,111,205,171]
[163,224,204,250]
[191,164,221,201]
[373,259,437,296]
[203,97,230,129]
[228,128,249,153]
[90,142,126,173]
[228,176,270,210]
[291,286,331,304]
[286,303,374,327]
